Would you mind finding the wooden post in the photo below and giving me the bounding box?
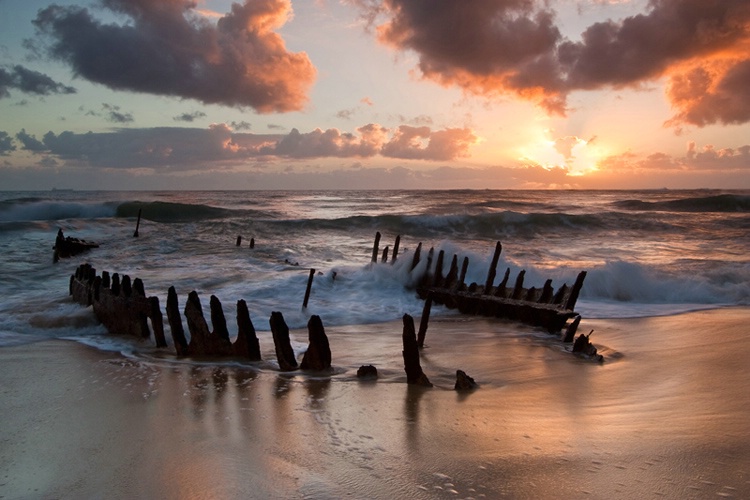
[484,241,502,294]
[417,295,432,348]
[303,268,315,308]
[538,279,554,303]
[185,291,210,355]
[210,295,230,343]
[511,270,526,300]
[410,242,423,271]
[149,296,167,348]
[564,271,588,311]
[133,208,142,237]
[433,250,445,287]
[392,235,400,263]
[249,237,255,249]
[270,311,298,371]
[234,299,261,360]
[371,232,381,263]
[166,286,188,356]
[236,235,242,246]
[458,256,469,290]
[402,314,432,387]
[300,315,332,371]
[445,255,458,289]
[382,246,389,263]
[562,315,581,342]
[494,268,510,297]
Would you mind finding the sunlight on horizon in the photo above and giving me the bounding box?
[517,128,610,177]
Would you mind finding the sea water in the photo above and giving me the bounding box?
[0,189,748,354]
[2,189,750,498]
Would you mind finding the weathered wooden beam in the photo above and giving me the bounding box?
[417,295,432,348]
[565,271,587,311]
[382,246,389,263]
[402,314,432,387]
[484,241,502,294]
[391,235,400,263]
[149,296,167,348]
[371,231,381,263]
[167,286,189,356]
[269,311,298,371]
[538,279,554,303]
[410,242,422,271]
[133,208,142,237]
[494,268,510,297]
[433,250,445,287]
[300,315,331,371]
[445,254,459,289]
[303,268,315,309]
[458,256,469,290]
[511,270,526,300]
[234,299,261,360]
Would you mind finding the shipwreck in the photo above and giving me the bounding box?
[369,233,587,341]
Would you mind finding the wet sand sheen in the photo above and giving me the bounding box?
[1,308,749,499]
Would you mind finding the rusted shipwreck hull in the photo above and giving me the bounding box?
[372,234,587,338]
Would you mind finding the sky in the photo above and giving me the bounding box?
[0,0,748,190]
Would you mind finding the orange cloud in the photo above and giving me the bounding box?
[33,0,316,112]
[354,0,750,122]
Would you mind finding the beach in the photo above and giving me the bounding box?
[2,308,749,499]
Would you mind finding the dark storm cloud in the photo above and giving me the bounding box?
[15,123,477,169]
[15,129,46,151]
[32,0,316,113]
[0,65,76,98]
[354,0,750,124]
[0,131,16,155]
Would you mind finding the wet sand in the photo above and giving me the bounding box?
[1,308,749,499]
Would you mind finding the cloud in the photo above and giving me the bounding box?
[15,129,46,151]
[381,125,476,160]
[174,111,208,123]
[32,0,316,112]
[598,142,750,174]
[353,0,750,123]
[0,131,16,155]
[0,64,76,98]
[230,121,252,131]
[102,103,134,123]
[14,122,478,169]
[666,59,750,127]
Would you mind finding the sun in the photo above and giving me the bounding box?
[518,129,607,176]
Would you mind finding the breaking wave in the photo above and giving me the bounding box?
[116,201,235,222]
[613,193,750,213]
[0,199,118,222]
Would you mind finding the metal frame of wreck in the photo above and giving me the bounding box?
[369,232,587,341]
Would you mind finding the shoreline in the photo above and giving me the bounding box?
[2,308,749,499]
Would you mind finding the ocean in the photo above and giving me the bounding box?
[0,189,748,353]
[2,189,750,499]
